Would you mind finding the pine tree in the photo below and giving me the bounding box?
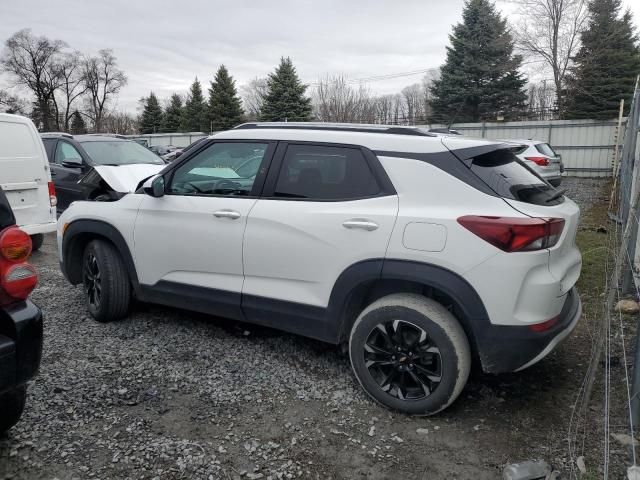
[140,92,164,134]
[70,110,87,134]
[564,0,640,119]
[163,93,184,132]
[183,78,208,132]
[208,65,244,131]
[261,57,312,122]
[429,0,527,123]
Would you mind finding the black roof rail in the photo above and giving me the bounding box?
[40,132,73,138]
[234,122,436,137]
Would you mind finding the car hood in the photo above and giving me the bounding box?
[90,164,165,192]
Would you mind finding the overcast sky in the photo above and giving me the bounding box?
[1,0,639,113]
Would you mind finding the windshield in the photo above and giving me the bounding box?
[80,141,165,166]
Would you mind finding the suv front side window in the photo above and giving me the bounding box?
[55,141,83,166]
[168,142,269,196]
[273,144,380,200]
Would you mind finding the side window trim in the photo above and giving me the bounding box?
[164,140,278,199]
[260,141,396,202]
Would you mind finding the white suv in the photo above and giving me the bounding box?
[57,123,582,415]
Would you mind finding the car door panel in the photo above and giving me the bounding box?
[50,140,86,212]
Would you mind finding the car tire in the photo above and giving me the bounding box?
[0,386,27,434]
[349,293,471,415]
[82,240,131,322]
[30,234,44,252]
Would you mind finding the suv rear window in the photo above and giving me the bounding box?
[469,149,563,205]
[535,143,557,157]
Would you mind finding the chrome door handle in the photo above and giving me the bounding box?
[342,219,379,231]
[213,210,241,220]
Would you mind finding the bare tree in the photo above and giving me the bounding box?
[102,111,138,134]
[313,75,374,123]
[56,51,87,132]
[83,49,127,132]
[0,29,66,130]
[0,89,26,114]
[509,0,587,114]
[240,77,268,121]
[526,80,557,119]
[401,83,425,125]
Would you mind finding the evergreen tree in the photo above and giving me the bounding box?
[564,0,640,119]
[163,93,184,132]
[140,92,164,134]
[70,110,87,134]
[183,78,208,132]
[208,65,244,131]
[261,57,312,122]
[429,0,527,123]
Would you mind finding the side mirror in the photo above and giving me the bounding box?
[61,157,83,168]
[143,175,165,198]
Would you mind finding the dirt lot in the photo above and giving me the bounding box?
[0,177,629,479]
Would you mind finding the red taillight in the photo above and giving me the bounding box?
[525,156,549,166]
[0,226,32,262]
[48,181,57,207]
[528,316,559,332]
[0,226,37,305]
[457,216,565,252]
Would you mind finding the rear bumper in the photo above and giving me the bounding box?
[20,221,57,235]
[0,300,43,396]
[476,288,581,374]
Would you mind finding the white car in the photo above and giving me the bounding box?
[502,139,564,186]
[0,114,57,250]
[57,123,582,415]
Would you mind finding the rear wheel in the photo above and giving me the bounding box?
[82,240,131,322]
[0,386,27,434]
[349,293,471,415]
[30,234,44,252]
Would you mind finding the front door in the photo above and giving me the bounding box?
[50,140,86,213]
[133,140,275,317]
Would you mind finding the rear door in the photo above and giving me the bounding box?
[242,142,398,311]
[0,115,54,230]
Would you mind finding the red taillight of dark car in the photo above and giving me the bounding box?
[0,226,37,305]
[457,216,565,252]
[525,156,550,167]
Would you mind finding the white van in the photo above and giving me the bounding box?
[0,113,57,250]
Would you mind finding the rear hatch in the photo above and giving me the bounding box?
[0,117,54,228]
[443,138,581,295]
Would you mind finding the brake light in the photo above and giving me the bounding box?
[525,156,549,166]
[48,181,57,207]
[528,315,559,332]
[0,227,32,262]
[457,216,565,252]
[0,227,37,306]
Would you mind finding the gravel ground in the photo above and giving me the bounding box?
[0,177,616,479]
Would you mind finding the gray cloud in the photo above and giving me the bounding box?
[1,0,638,112]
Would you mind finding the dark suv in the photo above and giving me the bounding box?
[40,134,164,213]
[0,187,42,434]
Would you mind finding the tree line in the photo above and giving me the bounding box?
[1,0,639,134]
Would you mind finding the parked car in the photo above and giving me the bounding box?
[40,134,165,213]
[501,139,564,186]
[149,145,179,157]
[162,137,209,163]
[0,114,57,251]
[57,122,582,415]
[0,186,42,434]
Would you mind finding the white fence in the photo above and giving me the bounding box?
[425,118,625,177]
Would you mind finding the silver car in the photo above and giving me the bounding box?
[502,139,564,187]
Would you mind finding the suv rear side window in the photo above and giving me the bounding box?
[470,149,563,205]
[274,145,380,200]
[535,143,557,157]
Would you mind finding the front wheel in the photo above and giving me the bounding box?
[349,293,471,415]
[82,240,131,322]
[30,234,44,251]
[0,386,27,434]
